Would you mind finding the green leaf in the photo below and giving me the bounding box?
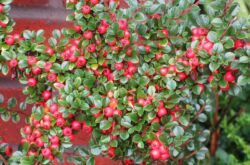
[135,12,146,22]
[93,4,104,12]
[100,120,111,130]
[52,29,61,39]
[147,86,156,96]
[207,31,218,43]
[138,24,148,35]
[48,37,57,47]
[166,79,177,90]
[12,113,20,123]
[86,157,95,165]
[8,98,17,108]
[224,52,235,61]
[198,113,207,123]
[173,126,184,136]
[1,0,13,5]
[213,43,224,53]
[1,112,10,121]
[2,64,9,75]
[132,134,142,143]
[179,116,189,126]
[120,131,129,140]
[211,18,223,27]
[239,56,249,63]
[90,147,102,156]
[209,62,220,72]
[23,30,33,39]
[0,94,4,104]
[237,75,249,86]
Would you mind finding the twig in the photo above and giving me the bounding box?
[210,91,219,156]
[183,149,200,160]
[0,154,8,165]
[184,104,206,130]
[173,1,200,20]
[220,17,237,40]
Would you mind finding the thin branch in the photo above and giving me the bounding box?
[0,154,8,165]
[183,148,201,160]
[173,1,200,20]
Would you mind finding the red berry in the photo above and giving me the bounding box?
[197,84,205,94]
[155,53,163,60]
[82,5,91,15]
[87,44,96,53]
[23,126,32,135]
[41,148,51,158]
[28,150,37,156]
[27,56,37,66]
[234,39,244,49]
[56,118,65,127]
[42,90,52,100]
[160,153,169,160]
[72,121,81,130]
[224,72,235,83]
[43,120,51,130]
[90,0,99,5]
[0,4,4,13]
[46,47,54,56]
[162,29,169,37]
[83,31,93,40]
[49,104,58,113]
[160,67,168,76]
[150,150,160,160]
[120,38,130,47]
[198,28,208,36]
[5,35,15,45]
[208,75,214,83]
[33,129,42,138]
[35,138,44,147]
[186,49,196,58]
[104,107,114,117]
[44,62,52,72]
[114,62,124,70]
[178,72,187,81]
[126,48,132,56]
[63,127,72,136]
[220,83,230,92]
[108,147,116,157]
[118,19,128,30]
[28,78,37,87]
[9,59,18,68]
[76,56,87,68]
[50,136,60,144]
[137,98,145,106]
[82,123,93,133]
[157,107,167,117]
[5,146,13,157]
[47,72,57,81]
[150,140,160,150]
[74,25,81,32]
[32,67,42,75]
[124,30,130,38]
[98,25,107,34]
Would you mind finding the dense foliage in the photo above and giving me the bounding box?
[0,0,250,164]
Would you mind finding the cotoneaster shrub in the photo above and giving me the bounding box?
[0,0,250,164]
